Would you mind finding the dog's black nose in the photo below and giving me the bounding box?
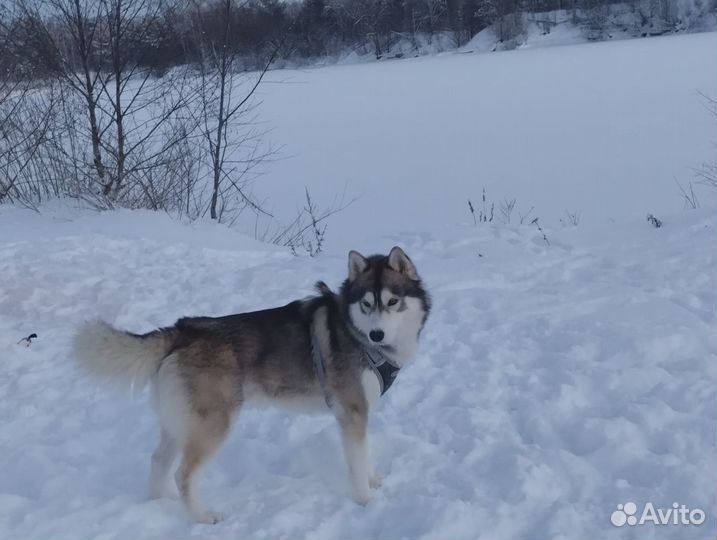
[369,330,384,342]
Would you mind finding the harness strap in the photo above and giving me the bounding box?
[311,308,401,406]
[364,346,400,396]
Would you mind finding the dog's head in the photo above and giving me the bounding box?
[341,246,430,358]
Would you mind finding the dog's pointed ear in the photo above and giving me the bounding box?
[388,246,418,279]
[348,250,368,281]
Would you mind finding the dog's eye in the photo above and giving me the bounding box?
[387,298,399,306]
[361,301,372,309]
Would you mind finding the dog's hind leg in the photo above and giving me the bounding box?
[149,428,179,499]
[175,408,234,524]
[157,347,241,523]
[150,357,185,500]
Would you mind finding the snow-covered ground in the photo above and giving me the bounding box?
[255,31,716,249]
[1,30,716,539]
[1,202,715,539]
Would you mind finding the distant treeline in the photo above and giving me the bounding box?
[0,0,712,225]
[2,0,713,77]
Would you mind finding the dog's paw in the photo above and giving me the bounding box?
[149,487,179,500]
[369,472,383,489]
[352,488,372,506]
[194,510,224,525]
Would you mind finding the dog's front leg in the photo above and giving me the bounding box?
[338,405,372,505]
[368,467,383,488]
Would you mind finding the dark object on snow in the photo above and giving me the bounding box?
[646,214,663,228]
[17,333,38,347]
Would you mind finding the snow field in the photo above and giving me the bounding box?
[1,27,716,540]
[0,202,714,538]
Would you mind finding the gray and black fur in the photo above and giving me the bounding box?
[73,246,430,523]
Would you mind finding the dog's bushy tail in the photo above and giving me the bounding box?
[73,321,175,392]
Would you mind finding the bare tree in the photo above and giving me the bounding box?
[21,0,199,208]
[0,3,59,205]
[22,0,109,189]
[191,0,278,222]
[578,0,610,40]
[476,0,523,44]
[332,0,392,59]
[97,0,194,200]
[0,87,60,205]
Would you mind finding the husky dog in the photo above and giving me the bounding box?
[73,246,430,523]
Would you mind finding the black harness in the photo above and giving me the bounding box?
[363,346,400,396]
[311,328,400,408]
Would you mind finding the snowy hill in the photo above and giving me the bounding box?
[1,30,716,539]
[1,202,715,538]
